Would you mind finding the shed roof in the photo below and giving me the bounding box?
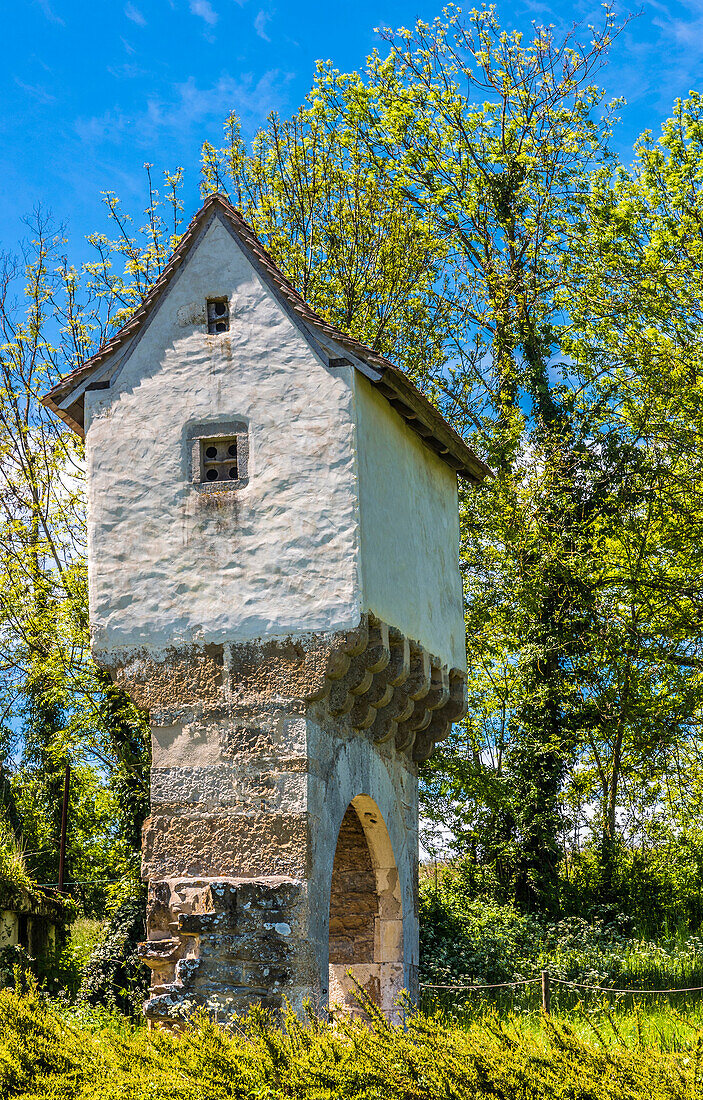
[41,193,489,483]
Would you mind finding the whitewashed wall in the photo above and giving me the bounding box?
[85,215,361,657]
[85,212,465,670]
[353,375,466,671]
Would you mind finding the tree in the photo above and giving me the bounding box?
[558,92,703,880]
[302,7,703,912]
[330,4,627,910]
[0,207,153,901]
[200,103,450,386]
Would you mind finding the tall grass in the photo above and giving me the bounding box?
[420,889,703,1017]
[0,826,33,894]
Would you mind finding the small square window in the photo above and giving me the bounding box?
[207,299,229,334]
[187,421,249,494]
[201,437,238,483]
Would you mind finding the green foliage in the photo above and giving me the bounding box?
[67,920,104,972]
[339,12,703,914]
[0,988,701,1100]
[420,868,703,1007]
[31,919,104,999]
[0,823,33,894]
[568,837,703,936]
[78,888,148,1017]
[200,102,449,387]
[0,948,36,992]
[420,886,543,988]
[0,195,153,915]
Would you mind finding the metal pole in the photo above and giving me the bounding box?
[58,761,70,893]
[541,970,551,1015]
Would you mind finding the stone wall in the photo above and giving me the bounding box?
[354,372,466,672]
[84,214,361,657]
[83,208,466,676]
[128,615,463,1024]
[139,878,306,1020]
[0,889,65,959]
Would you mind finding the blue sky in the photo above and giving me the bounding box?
[4,0,703,262]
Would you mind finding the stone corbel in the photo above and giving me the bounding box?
[307,614,467,761]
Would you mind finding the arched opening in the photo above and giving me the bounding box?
[328,795,404,1016]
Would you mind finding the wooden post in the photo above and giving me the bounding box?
[541,970,551,1015]
[58,761,70,893]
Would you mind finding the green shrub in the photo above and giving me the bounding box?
[78,891,149,1016]
[0,947,36,991]
[567,837,703,935]
[420,869,703,1005]
[0,987,701,1100]
[420,890,543,985]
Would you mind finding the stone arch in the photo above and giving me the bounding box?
[327,794,404,1016]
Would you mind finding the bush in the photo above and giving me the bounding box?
[420,889,543,986]
[568,838,703,935]
[0,947,35,991]
[0,987,701,1100]
[78,889,149,1016]
[420,867,703,998]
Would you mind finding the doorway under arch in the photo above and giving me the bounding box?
[328,794,404,1016]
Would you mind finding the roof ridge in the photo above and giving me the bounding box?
[41,194,490,483]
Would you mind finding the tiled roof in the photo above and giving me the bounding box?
[41,193,489,483]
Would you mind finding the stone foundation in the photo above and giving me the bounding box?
[112,614,465,1024]
[0,888,65,960]
[138,878,307,1022]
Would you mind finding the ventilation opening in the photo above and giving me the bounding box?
[328,797,404,1018]
[200,437,238,482]
[207,298,230,334]
[189,421,248,493]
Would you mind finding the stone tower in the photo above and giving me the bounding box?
[43,194,488,1024]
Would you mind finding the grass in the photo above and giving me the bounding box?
[67,919,104,971]
[0,825,34,895]
[421,980,703,1022]
[419,888,703,1001]
[515,1001,703,1053]
[2,986,703,1099]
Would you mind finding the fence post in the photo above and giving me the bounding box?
[541,971,551,1015]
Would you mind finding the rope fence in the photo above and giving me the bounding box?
[420,972,703,1014]
[546,979,703,995]
[421,979,541,991]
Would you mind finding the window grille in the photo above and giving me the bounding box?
[187,421,249,493]
[207,299,229,334]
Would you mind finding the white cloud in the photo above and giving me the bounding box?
[14,78,56,104]
[108,62,150,80]
[74,108,132,145]
[652,12,703,46]
[190,0,218,24]
[254,10,271,41]
[35,0,64,25]
[75,70,295,146]
[124,2,146,26]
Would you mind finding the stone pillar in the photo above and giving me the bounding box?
[111,615,464,1025]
